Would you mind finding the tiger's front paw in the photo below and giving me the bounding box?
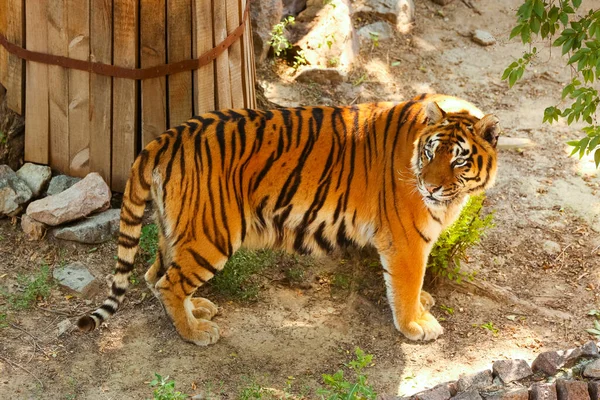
[420,290,435,311]
[180,319,221,346]
[399,311,443,341]
[190,297,219,320]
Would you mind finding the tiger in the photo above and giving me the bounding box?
[77,93,500,345]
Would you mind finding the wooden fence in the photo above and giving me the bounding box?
[0,0,256,192]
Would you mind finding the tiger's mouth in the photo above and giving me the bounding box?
[416,179,455,207]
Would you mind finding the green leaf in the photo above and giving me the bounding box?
[541,22,549,37]
[501,67,512,80]
[559,12,568,26]
[573,0,582,9]
[563,37,575,55]
[530,18,541,34]
[508,71,518,87]
[533,0,544,18]
[549,6,559,24]
[510,25,523,39]
[595,149,600,167]
[521,25,531,43]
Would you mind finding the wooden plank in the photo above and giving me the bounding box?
[141,0,166,146]
[167,0,192,125]
[89,0,112,186]
[6,0,24,114]
[112,0,138,192]
[192,0,214,115]
[67,0,90,177]
[226,0,243,109]
[213,0,231,109]
[244,0,256,108]
[0,0,8,88]
[47,0,70,174]
[24,2,49,163]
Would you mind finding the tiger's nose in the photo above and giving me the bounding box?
[425,184,439,194]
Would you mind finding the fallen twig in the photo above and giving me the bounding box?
[0,354,44,389]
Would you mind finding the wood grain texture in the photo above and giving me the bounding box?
[24,1,49,163]
[47,0,70,173]
[167,0,192,125]
[6,0,24,114]
[67,0,90,177]
[89,0,112,186]
[192,0,214,115]
[0,0,8,88]
[225,0,243,109]
[112,0,138,192]
[141,0,167,146]
[243,0,256,108]
[213,0,232,109]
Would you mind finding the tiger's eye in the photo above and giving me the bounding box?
[424,149,433,160]
[454,158,467,167]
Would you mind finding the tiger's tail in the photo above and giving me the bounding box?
[77,145,157,332]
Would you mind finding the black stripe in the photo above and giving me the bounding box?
[117,258,134,272]
[187,248,219,275]
[336,220,354,248]
[428,209,442,224]
[256,196,269,228]
[100,303,117,314]
[314,222,335,253]
[137,149,151,190]
[413,221,431,243]
[118,233,139,248]
[111,283,127,296]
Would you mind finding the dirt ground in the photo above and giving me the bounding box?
[1,0,600,398]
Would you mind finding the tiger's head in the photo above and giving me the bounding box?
[412,101,500,208]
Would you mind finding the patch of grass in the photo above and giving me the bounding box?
[0,264,53,310]
[284,266,305,284]
[428,193,494,283]
[0,313,7,328]
[587,310,600,339]
[439,304,454,315]
[139,223,159,265]
[331,273,351,290]
[317,347,377,400]
[269,16,295,57]
[149,374,187,400]
[238,381,269,400]
[210,249,278,302]
[479,321,499,336]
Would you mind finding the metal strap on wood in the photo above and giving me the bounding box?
[0,0,251,80]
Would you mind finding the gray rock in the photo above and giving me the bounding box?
[358,22,394,42]
[481,389,528,400]
[353,0,415,33]
[15,163,52,198]
[531,383,557,400]
[56,319,73,337]
[21,214,47,241]
[416,384,452,400]
[53,262,96,293]
[250,0,283,62]
[0,164,33,216]
[26,172,111,226]
[295,67,347,85]
[453,390,483,400]
[457,370,493,392]
[532,351,564,376]
[283,0,307,16]
[52,209,120,244]
[583,359,600,378]
[562,347,584,367]
[581,341,599,357]
[542,240,561,256]
[589,381,600,400]
[556,380,590,400]
[472,30,496,46]
[46,175,82,196]
[492,359,532,384]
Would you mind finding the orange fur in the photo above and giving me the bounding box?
[78,93,500,345]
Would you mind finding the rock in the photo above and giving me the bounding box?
[432,0,454,5]
[531,383,557,400]
[532,351,564,376]
[481,389,529,400]
[283,0,307,16]
[358,22,394,42]
[15,163,51,198]
[562,347,584,367]
[453,390,483,400]
[589,382,600,400]
[457,370,493,392]
[295,67,347,85]
[581,341,599,357]
[353,0,415,33]
[542,240,561,256]
[556,380,590,400]
[56,319,73,337]
[472,30,496,46]
[492,359,532,384]
[415,384,452,400]
[0,164,33,216]
[26,172,111,226]
[21,214,47,241]
[0,87,25,171]
[52,209,120,244]
[53,262,96,294]
[46,175,82,196]
[583,359,600,378]
[250,0,283,62]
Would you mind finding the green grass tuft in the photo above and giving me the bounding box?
[139,223,159,265]
[0,264,54,310]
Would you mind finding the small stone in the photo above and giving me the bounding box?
[481,388,528,400]
[0,165,33,216]
[56,319,73,337]
[416,384,452,400]
[15,163,52,198]
[52,209,120,244]
[453,390,483,400]
[295,67,347,85]
[358,22,394,42]
[27,172,111,226]
[556,380,590,400]
[542,240,561,256]
[21,214,47,241]
[589,382,600,400]
[531,383,557,400]
[46,175,82,196]
[583,359,600,378]
[581,341,599,357]
[457,370,493,392]
[492,359,532,384]
[472,30,496,46]
[53,262,96,293]
[532,351,564,376]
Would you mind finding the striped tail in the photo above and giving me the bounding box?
[77,148,155,332]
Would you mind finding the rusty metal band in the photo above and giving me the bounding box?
[0,0,250,80]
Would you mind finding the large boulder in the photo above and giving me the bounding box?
[16,163,52,198]
[0,164,32,216]
[250,0,284,62]
[26,172,111,226]
[52,208,120,244]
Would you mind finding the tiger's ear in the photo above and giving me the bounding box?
[475,114,501,147]
[424,102,446,125]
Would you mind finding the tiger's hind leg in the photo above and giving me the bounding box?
[144,223,168,299]
[154,243,227,346]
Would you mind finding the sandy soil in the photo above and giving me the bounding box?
[1,0,599,398]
